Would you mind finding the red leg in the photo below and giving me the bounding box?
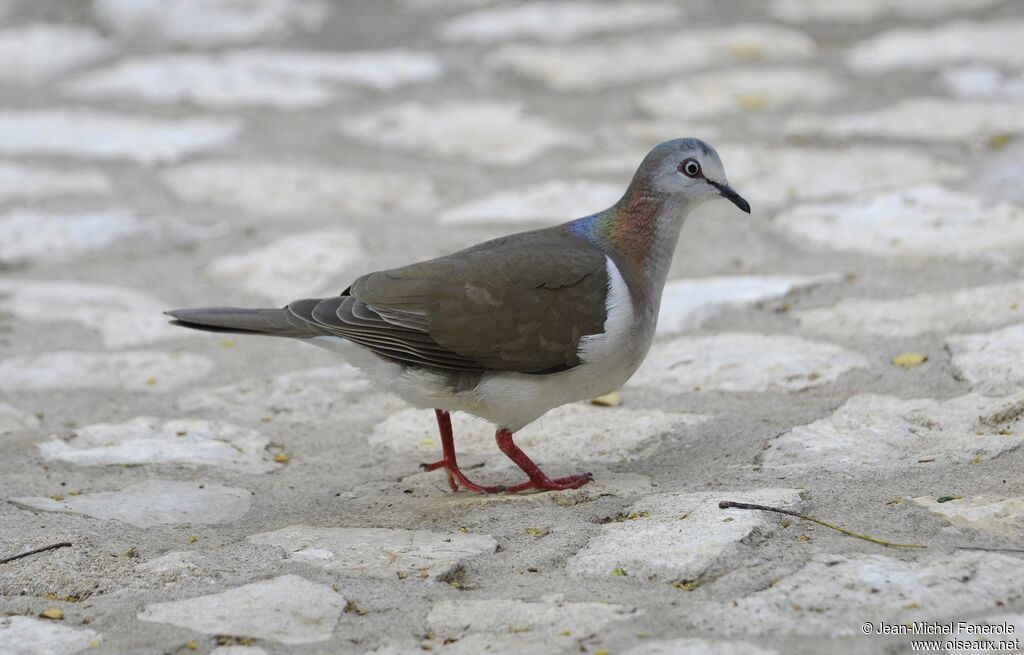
[495,428,592,493]
[420,410,505,494]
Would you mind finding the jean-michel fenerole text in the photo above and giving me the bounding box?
[873,620,1016,636]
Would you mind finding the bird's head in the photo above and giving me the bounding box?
[636,138,750,214]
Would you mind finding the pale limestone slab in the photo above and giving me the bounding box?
[942,65,1024,100]
[639,67,844,120]
[692,553,1024,636]
[624,639,779,655]
[440,1,681,43]
[248,526,496,579]
[717,145,963,210]
[339,100,583,165]
[0,403,40,434]
[38,417,280,473]
[0,109,241,164]
[64,50,442,109]
[785,99,1024,143]
[657,275,839,337]
[489,24,815,91]
[0,162,109,201]
[0,24,113,84]
[94,0,329,46]
[0,280,182,348]
[795,281,1024,338]
[0,209,141,266]
[12,480,250,528]
[205,228,360,300]
[440,179,621,226]
[0,616,100,655]
[947,323,1024,395]
[911,496,1024,540]
[138,575,345,644]
[770,0,1002,24]
[176,365,377,422]
[762,393,1024,471]
[846,19,1024,73]
[567,488,801,581]
[368,403,709,464]
[427,596,635,638]
[630,333,867,393]
[162,160,438,218]
[0,351,214,393]
[774,186,1024,261]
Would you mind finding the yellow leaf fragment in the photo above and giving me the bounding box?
[738,94,765,110]
[40,607,64,620]
[892,352,927,369]
[590,390,621,407]
[988,133,1011,149]
[189,535,199,544]
[145,376,157,386]
[221,338,236,349]
[525,527,549,538]
[274,452,290,464]
[186,642,198,651]
[729,43,763,59]
[610,567,627,576]
[345,600,369,615]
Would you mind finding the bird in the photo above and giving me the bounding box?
[166,138,750,494]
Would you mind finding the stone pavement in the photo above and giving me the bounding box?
[1,1,1023,654]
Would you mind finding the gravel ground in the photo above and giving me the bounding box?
[1,1,1024,654]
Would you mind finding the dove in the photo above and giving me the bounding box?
[167,138,750,493]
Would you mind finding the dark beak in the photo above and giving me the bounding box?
[709,181,751,214]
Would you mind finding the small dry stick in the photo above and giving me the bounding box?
[719,501,926,549]
[0,541,72,565]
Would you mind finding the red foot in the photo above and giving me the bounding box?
[421,411,594,495]
[495,428,592,494]
[422,410,505,494]
[504,472,593,494]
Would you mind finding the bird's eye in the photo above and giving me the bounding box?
[679,158,701,178]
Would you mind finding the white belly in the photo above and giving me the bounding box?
[310,257,650,432]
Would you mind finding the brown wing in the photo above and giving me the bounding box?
[300,226,610,374]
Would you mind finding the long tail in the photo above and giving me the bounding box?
[165,307,316,338]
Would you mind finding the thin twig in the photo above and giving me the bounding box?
[719,500,927,549]
[953,545,1024,554]
[0,541,72,565]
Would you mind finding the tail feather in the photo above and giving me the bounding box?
[165,307,316,338]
